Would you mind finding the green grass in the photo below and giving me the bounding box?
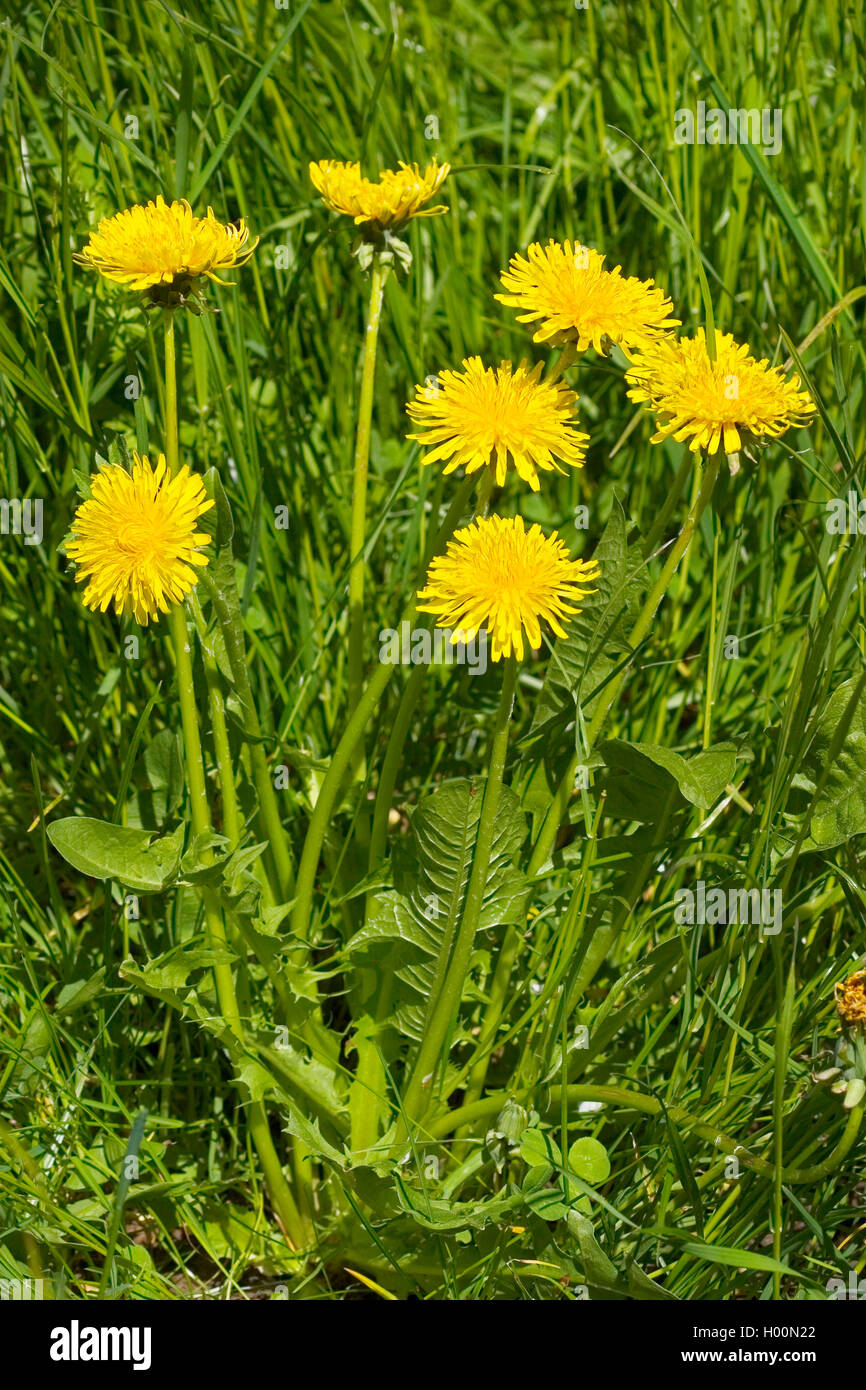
[0,0,865,1300]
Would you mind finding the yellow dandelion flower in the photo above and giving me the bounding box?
[625,329,815,455]
[496,240,679,355]
[74,196,258,304]
[836,971,866,1030]
[309,159,449,230]
[66,454,213,626]
[406,357,589,492]
[417,514,599,662]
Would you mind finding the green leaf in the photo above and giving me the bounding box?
[223,840,268,889]
[346,780,529,1041]
[566,1212,626,1299]
[396,779,528,1038]
[143,730,184,818]
[599,740,737,821]
[677,1240,798,1277]
[253,902,293,937]
[48,818,185,893]
[177,834,268,921]
[202,466,235,548]
[533,499,645,732]
[567,1137,611,1184]
[180,829,229,878]
[120,947,235,1005]
[55,971,107,1015]
[519,1131,593,1220]
[235,1057,277,1105]
[395,1179,516,1232]
[659,1102,705,1239]
[344,891,431,961]
[520,1127,560,1168]
[522,1171,571,1222]
[280,1100,349,1170]
[800,674,866,849]
[263,1036,349,1122]
[626,1261,679,1301]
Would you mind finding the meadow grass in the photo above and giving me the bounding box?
[0,0,864,1300]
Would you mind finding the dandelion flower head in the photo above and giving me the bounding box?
[496,240,679,355]
[625,329,815,454]
[407,357,589,492]
[66,453,213,626]
[309,159,449,230]
[75,196,257,303]
[417,513,599,661]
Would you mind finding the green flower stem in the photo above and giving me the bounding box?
[188,594,299,1015]
[527,449,722,879]
[163,312,179,474]
[367,473,478,870]
[170,313,293,904]
[292,649,397,949]
[457,917,524,1115]
[198,570,294,901]
[188,597,289,1036]
[398,655,518,1134]
[427,1083,864,1185]
[348,474,480,1154]
[367,660,427,872]
[188,593,242,847]
[168,604,308,1246]
[163,313,309,1250]
[347,254,389,728]
[642,447,694,560]
[348,985,393,1158]
[293,475,478,955]
[474,468,495,516]
[543,341,577,383]
[289,473,477,1157]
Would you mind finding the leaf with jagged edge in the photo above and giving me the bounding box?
[531,498,645,737]
[119,947,236,1009]
[798,674,866,850]
[599,739,738,822]
[48,818,185,893]
[345,778,529,1042]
